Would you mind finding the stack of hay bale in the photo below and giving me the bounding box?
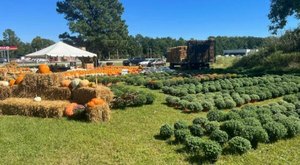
[12,73,71,100]
[71,85,113,122]
[0,72,114,122]
[167,46,187,63]
[0,98,69,118]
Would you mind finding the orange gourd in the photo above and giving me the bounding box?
[38,64,50,74]
[64,103,78,117]
[9,79,16,86]
[60,80,71,87]
[87,101,95,108]
[91,98,105,105]
[15,75,24,84]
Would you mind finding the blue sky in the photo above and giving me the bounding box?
[0,0,298,43]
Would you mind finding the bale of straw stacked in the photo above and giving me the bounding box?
[167,46,187,63]
[0,86,11,100]
[86,103,111,122]
[72,85,114,104]
[44,87,72,100]
[12,73,71,100]
[0,98,69,118]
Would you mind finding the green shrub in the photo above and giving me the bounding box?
[174,129,190,143]
[189,124,205,137]
[225,111,241,121]
[250,94,260,102]
[210,130,229,145]
[132,94,147,106]
[187,102,203,112]
[263,121,288,141]
[185,136,203,153]
[227,136,252,154]
[241,94,251,103]
[159,124,173,139]
[242,117,262,127]
[165,96,180,106]
[278,118,300,137]
[215,98,227,109]
[192,117,208,126]
[240,126,268,148]
[257,114,274,124]
[283,95,298,103]
[238,110,258,119]
[145,93,155,104]
[207,110,225,122]
[178,100,189,110]
[220,120,245,137]
[202,101,214,111]
[201,140,223,161]
[204,121,220,134]
[295,101,300,109]
[174,121,188,130]
[224,99,237,109]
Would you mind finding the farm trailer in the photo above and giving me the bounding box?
[167,39,216,69]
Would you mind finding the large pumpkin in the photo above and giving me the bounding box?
[64,103,78,117]
[9,79,16,86]
[15,75,25,84]
[60,80,72,87]
[79,79,90,87]
[38,64,50,74]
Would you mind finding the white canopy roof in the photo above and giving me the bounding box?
[25,41,97,58]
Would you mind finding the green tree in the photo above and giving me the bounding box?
[269,0,300,34]
[2,29,21,46]
[31,36,55,51]
[57,0,129,59]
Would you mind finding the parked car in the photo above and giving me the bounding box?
[123,57,145,66]
[139,58,156,67]
[0,58,8,63]
[148,59,166,67]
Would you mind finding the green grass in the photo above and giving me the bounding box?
[0,87,299,164]
[212,56,240,69]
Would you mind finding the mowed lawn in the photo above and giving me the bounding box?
[0,87,300,164]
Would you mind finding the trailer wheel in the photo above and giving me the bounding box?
[170,63,175,69]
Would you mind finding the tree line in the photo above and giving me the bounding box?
[0,29,55,58]
[1,0,298,59]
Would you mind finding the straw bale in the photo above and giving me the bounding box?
[20,73,63,88]
[0,98,69,118]
[72,85,113,104]
[0,86,11,100]
[44,87,71,100]
[86,103,111,122]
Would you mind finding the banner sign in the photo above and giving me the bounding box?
[0,46,18,50]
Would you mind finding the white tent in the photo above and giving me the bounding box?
[25,41,97,58]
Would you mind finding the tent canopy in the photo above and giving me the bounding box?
[25,41,97,58]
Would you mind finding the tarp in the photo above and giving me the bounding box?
[25,41,97,58]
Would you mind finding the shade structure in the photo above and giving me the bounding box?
[25,41,97,58]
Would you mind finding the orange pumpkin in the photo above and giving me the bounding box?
[38,64,50,74]
[15,75,24,84]
[87,101,95,108]
[64,103,78,117]
[9,79,16,86]
[91,98,105,105]
[60,80,71,87]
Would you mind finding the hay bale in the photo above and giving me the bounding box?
[0,98,69,118]
[20,73,63,88]
[0,86,11,100]
[12,73,64,99]
[72,85,113,104]
[86,103,111,122]
[44,87,71,100]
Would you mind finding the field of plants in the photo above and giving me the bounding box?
[0,63,300,164]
